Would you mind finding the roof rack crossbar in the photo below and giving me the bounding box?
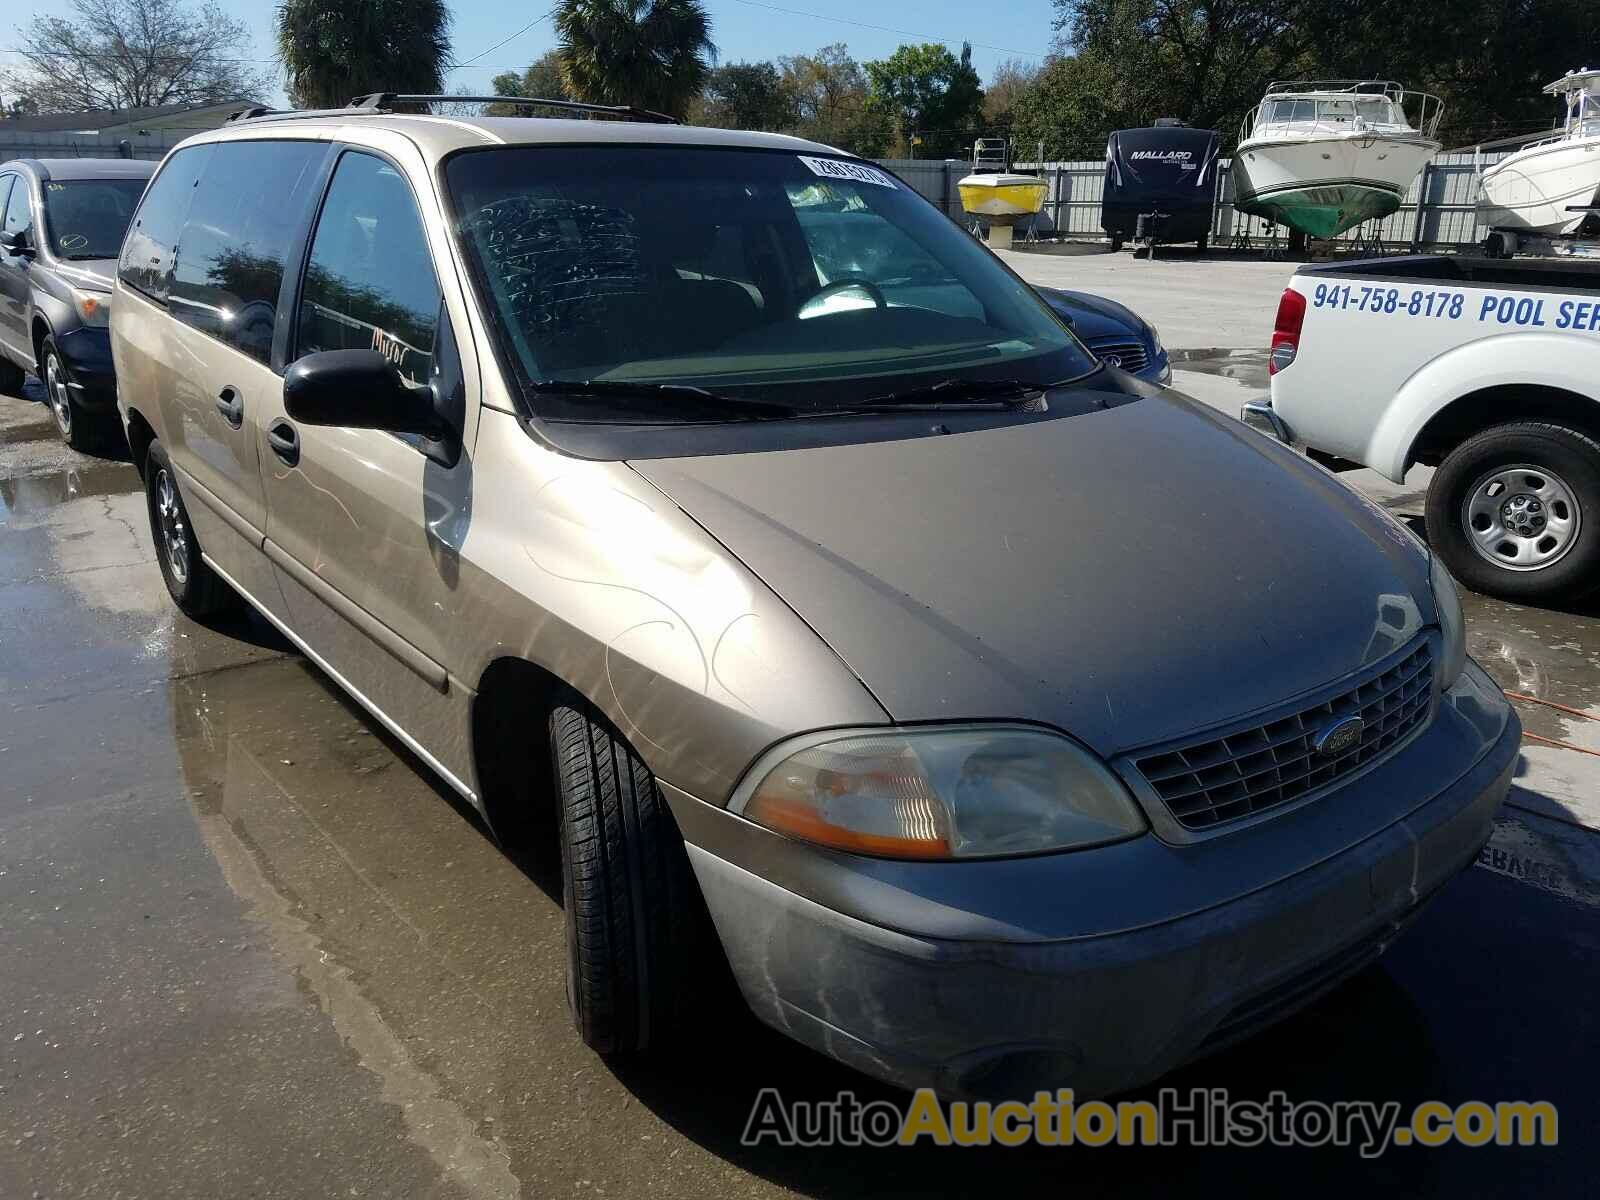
[346,93,680,124]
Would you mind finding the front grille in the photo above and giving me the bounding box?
[1133,640,1434,831]
[1089,337,1149,374]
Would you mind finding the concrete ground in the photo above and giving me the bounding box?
[3,256,1598,1197]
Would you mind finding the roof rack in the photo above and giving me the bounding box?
[346,93,680,125]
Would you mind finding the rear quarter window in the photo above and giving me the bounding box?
[167,139,328,364]
[119,144,214,304]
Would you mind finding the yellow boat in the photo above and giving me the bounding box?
[956,172,1048,217]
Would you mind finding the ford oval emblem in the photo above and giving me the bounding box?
[1314,716,1365,757]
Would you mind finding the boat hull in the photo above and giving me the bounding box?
[1232,134,1438,238]
[1477,136,1600,235]
[957,174,1047,218]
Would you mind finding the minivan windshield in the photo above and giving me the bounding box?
[446,146,1095,419]
[42,178,147,260]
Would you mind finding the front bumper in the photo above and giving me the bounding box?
[672,662,1517,1098]
[52,326,116,409]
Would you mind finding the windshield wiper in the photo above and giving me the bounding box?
[529,380,799,423]
[844,377,1048,412]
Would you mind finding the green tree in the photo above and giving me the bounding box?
[1051,0,1600,150]
[1009,52,1156,159]
[277,0,452,109]
[983,58,1042,129]
[778,44,893,155]
[864,42,985,157]
[488,51,570,115]
[554,0,715,121]
[700,61,796,130]
[491,50,570,103]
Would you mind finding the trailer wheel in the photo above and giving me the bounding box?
[1426,421,1600,603]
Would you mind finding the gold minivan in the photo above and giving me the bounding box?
[112,96,1516,1099]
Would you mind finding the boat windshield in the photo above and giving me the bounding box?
[445,145,1096,421]
[1259,96,1405,130]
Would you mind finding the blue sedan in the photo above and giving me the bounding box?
[1035,286,1172,384]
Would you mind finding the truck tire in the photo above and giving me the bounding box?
[1426,422,1600,603]
[549,695,703,1055]
[144,440,238,617]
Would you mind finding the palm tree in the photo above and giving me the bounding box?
[277,0,452,110]
[554,0,714,120]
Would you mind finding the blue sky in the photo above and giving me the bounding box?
[3,0,1061,108]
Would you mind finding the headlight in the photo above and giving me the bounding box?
[732,724,1147,859]
[71,287,111,328]
[1430,555,1467,688]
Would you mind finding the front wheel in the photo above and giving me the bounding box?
[1426,421,1600,603]
[549,696,706,1055]
[42,337,112,451]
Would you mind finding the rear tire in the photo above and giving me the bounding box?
[144,439,237,617]
[549,695,704,1055]
[1426,421,1600,603]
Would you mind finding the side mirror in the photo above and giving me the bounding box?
[0,228,33,256]
[284,349,450,442]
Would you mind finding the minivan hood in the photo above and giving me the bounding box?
[631,392,1435,756]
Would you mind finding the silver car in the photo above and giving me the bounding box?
[111,97,1518,1099]
[0,158,154,448]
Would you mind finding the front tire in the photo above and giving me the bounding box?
[1426,421,1600,603]
[549,696,703,1055]
[144,440,237,617]
[42,337,111,451]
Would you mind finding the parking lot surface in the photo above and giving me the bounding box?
[3,253,1598,1197]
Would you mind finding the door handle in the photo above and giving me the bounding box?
[267,420,300,468]
[215,386,243,429]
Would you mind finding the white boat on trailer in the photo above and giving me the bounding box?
[1232,80,1443,240]
[1478,68,1600,248]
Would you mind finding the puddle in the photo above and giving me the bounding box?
[1169,347,1271,388]
[0,461,141,523]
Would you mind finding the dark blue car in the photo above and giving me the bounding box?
[1036,286,1171,384]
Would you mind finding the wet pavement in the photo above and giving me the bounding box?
[3,346,1599,1197]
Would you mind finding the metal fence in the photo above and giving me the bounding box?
[0,128,190,163]
[875,150,1508,250]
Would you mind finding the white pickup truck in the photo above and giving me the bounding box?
[1244,255,1600,603]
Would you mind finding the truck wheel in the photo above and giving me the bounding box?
[549,695,703,1055]
[1426,422,1600,602]
[144,440,238,617]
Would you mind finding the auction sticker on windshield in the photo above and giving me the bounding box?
[798,156,898,189]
